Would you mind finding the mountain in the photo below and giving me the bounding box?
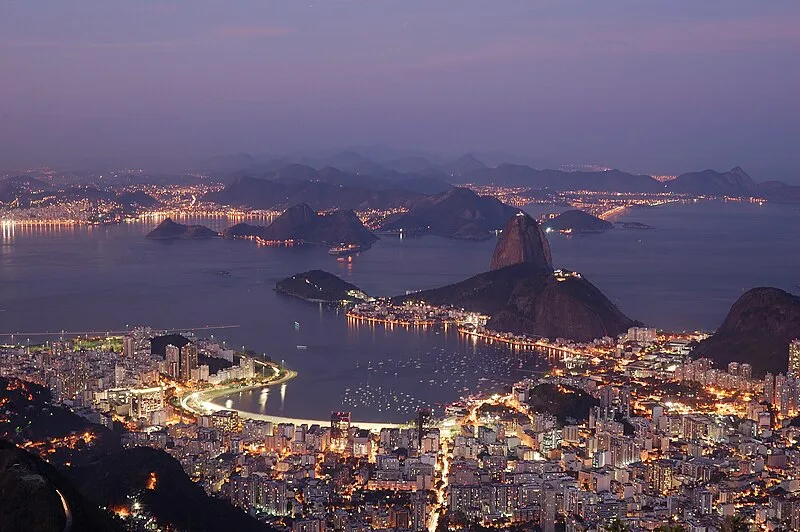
[68,446,274,532]
[665,167,756,195]
[116,190,161,209]
[441,154,488,176]
[692,287,800,376]
[0,440,122,532]
[757,181,800,203]
[384,156,438,173]
[0,175,51,204]
[542,210,614,233]
[145,218,219,240]
[199,152,257,173]
[397,213,635,341]
[491,213,553,271]
[276,270,370,304]
[460,164,661,192]
[204,175,420,212]
[224,204,378,247]
[380,187,521,240]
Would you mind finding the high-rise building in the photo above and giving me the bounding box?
[417,407,430,449]
[180,344,198,381]
[165,344,180,379]
[627,327,657,344]
[123,335,135,358]
[330,411,350,451]
[789,339,800,377]
[130,387,165,419]
[212,409,240,433]
[764,373,775,404]
[740,363,753,382]
[411,490,429,531]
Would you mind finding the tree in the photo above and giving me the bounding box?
[655,526,687,532]
[603,518,630,532]
[720,516,749,532]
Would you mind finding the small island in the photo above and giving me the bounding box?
[618,221,654,230]
[275,270,371,304]
[542,209,613,234]
[146,218,219,240]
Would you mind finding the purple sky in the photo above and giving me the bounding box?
[1,1,799,180]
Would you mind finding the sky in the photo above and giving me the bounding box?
[1,1,799,180]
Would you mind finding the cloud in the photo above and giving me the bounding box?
[2,24,293,52]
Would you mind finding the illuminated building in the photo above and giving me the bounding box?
[330,411,350,451]
[123,335,134,358]
[211,409,239,433]
[627,327,657,344]
[179,344,198,381]
[165,345,180,379]
[417,407,430,449]
[130,387,165,419]
[411,490,428,531]
[789,339,800,377]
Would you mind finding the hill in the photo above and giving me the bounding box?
[542,210,614,233]
[68,446,275,532]
[0,440,122,532]
[380,187,521,240]
[146,218,219,240]
[665,167,756,195]
[276,270,370,304]
[692,287,800,376]
[396,213,635,341]
[224,204,378,247]
[0,377,102,444]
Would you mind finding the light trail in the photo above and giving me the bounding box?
[56,489,73,532]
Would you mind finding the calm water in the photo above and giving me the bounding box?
[1,201,798,422]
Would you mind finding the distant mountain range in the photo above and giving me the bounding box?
[196,149,800,201]
[396,213,636,342]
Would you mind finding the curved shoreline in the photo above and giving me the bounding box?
[180,367,405,430]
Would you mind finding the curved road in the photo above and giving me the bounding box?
[55,489,72,532]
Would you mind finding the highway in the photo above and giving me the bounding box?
[0,324,240,338]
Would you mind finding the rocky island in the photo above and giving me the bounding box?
[380,187,521,240]
[542,209,614,234]
[146,218,219,240]
[224,203,377,248]
[276,270,370,304]
[396,212,636,342]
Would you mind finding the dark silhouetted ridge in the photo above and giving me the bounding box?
[146,218,218,240]
[693,287,800,376]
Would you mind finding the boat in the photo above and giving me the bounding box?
[328,243,369,255]
[296,345,307,350]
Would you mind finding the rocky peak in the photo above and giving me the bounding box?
[490,213,553,271]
